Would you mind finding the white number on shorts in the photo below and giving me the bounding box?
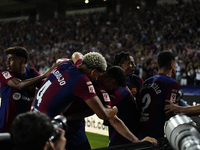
[37,80,52,107]
[140,93,151,122]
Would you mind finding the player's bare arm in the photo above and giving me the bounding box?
[85,96,118,120]
[7,62,59,90]
[106,105,157,146]
[165,100,200,116]
[72,52,83,64]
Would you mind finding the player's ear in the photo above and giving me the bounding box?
[118,63,122,67]
[170,63,175,69]
[109,79,115,84]
[20,57,26,64]
[90,69,97,75]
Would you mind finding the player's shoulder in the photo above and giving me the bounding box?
[129,74,143,82]
[25,67,36,72]
[153,74,178,85]
[0,69,13,78]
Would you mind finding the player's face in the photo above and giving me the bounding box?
[6,54,23,73]
[106,80,119,91]
[120,56,136,77]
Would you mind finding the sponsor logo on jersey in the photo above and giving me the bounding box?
[88,85,95,93]
[86,81,92,85]
[13,93,21,100]
[170,93,177,103]
[103,93,110,102]
[2,71,12,79]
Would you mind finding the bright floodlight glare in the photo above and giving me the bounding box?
[137,6,140,9]
[85,0,89,4]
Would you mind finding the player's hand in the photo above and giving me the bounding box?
[140,136,157,146]
[49,128,67,150]
[164,100,182,114]
[112,106,118,116]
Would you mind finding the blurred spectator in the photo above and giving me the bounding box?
[195,66,200,85]
[0,0,200,84]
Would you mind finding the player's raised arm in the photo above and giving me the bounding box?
[6,62,59,91]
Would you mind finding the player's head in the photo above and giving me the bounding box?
[98,66,126,91]
[10,112,54,150]
[157,50,176,75]
[4,46,28,63]
[81,52,107,81]
[4,46,29,73]
[113,51,136,77]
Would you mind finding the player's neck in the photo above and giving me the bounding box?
[16,67,26,77]
[158,69,172,77]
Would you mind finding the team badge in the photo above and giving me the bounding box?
[131,87,137,96]
[170,93,177,103]
[103,93,110,102]
[88,85,95,93]
[13,93,21,100]
[2,71,12,79]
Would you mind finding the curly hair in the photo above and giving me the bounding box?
[113,51,131,65]
[4,46,29,63]
[82,52,107,72]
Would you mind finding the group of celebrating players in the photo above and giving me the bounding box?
[0,46,193,150]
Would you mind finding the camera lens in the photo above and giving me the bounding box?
[165,114,200,150]
[49,115,67,142]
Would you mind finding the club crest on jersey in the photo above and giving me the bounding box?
[131,87,137,96]
[13,93,21,100]
[170,93,177,103]
[103,93,110,102]
[88,85,95,93]
[2,71,12,79]
[86,81,92,85]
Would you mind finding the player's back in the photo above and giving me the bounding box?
[33,61,93,118]
[138,73,178,139]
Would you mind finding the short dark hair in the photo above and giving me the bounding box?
[10,112,53,150]
[157,51,175,69]
[4,46,29,63]
[113,51,131,65]
[105,66,126,87]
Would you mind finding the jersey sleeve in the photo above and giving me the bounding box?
[165,81,179,105]
[0,70,15,85]
[73,75,97,101]
[95,87,111,107]
[74,59,82,67]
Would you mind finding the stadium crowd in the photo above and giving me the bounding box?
[0,0,200,83]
